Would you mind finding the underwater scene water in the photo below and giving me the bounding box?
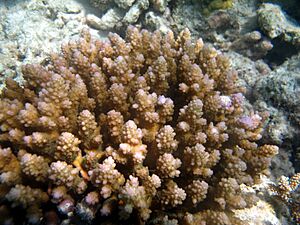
[0,0,299,224]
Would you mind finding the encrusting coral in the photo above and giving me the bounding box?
[0,26,278,224]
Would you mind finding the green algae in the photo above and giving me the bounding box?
[195,0,234,16]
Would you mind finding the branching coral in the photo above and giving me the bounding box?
[269,173,300,224]
[0,26,278,224]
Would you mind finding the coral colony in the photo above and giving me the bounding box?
[0,26,278,224]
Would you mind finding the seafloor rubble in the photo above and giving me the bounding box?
[0,26,280,224]
[88,0,172,31]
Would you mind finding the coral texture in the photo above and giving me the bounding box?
[0,26,278,224]
[270,173,300,224]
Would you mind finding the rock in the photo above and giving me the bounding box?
[65,3,81,13]
[86,14,104,29]
[145,11,171,33]
[254,65,300,114]
[89,0,168,30]
[253,52,300,148]
[95,8,124,30]
[122,0,149,24]
[151,0,171,13]
[230,31,273,60]
[114,0,136,9]
[0,64,4,74]
[258,3,300,46]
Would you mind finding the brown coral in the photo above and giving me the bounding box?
[0,26,278,224]
[270,173,300,224]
